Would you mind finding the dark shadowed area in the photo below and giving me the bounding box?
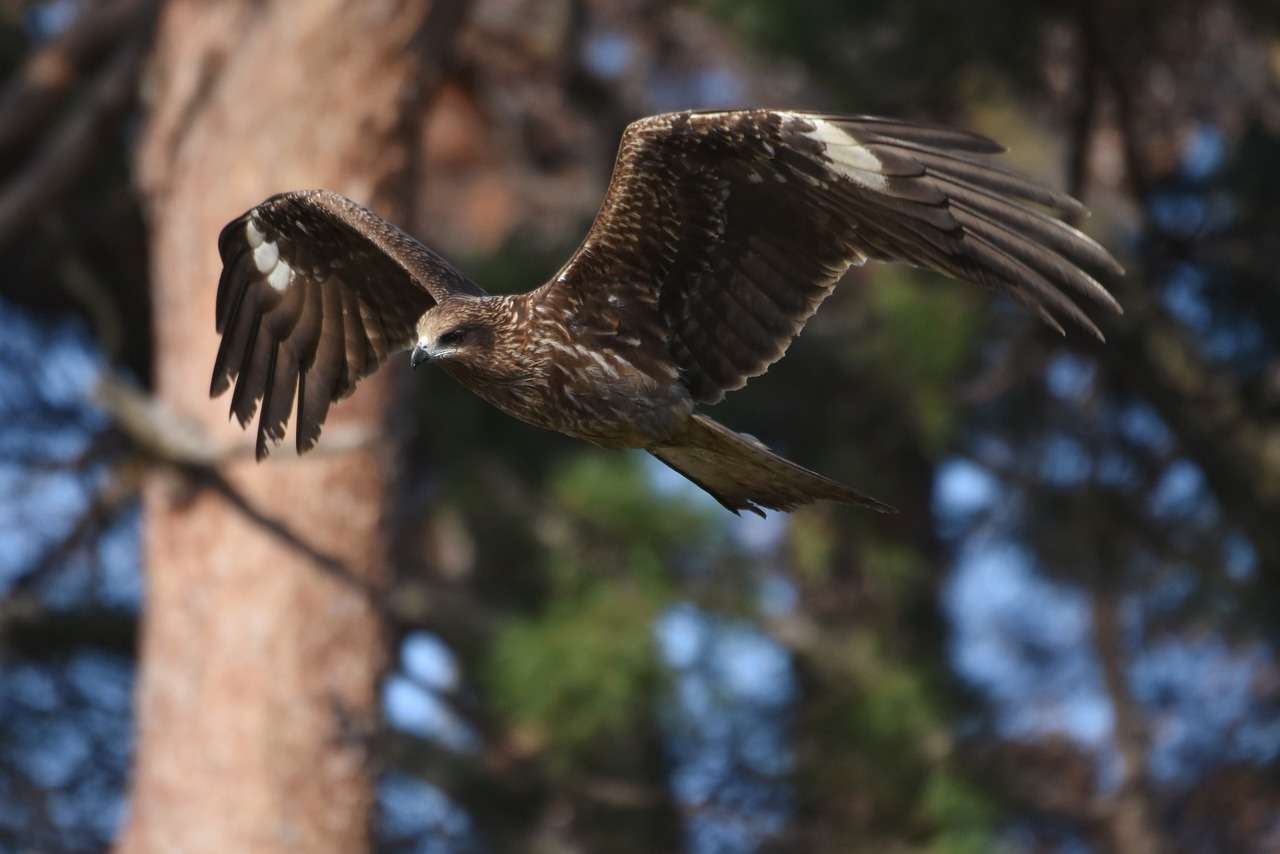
[2,1,1279,852]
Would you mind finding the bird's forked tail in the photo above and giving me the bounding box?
[649,415,895,517]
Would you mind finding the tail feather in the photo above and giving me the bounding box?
[650,415,895,516]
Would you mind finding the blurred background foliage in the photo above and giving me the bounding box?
[2,0,1280,851]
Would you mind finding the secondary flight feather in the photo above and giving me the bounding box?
[210,109,1123,515]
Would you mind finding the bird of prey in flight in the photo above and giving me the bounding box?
[210,109,1122,516]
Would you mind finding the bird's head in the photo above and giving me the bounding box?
[411,296,509,373]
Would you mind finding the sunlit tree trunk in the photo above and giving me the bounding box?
[117,1,432,851]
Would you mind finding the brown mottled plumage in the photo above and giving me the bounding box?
[210,109,1123,515]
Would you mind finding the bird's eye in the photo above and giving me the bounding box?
[438,326,470,347]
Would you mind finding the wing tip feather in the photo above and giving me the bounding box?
[210,371,230,398]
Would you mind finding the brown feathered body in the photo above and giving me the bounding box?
[209,109,1124,515]
[423,292,692,448]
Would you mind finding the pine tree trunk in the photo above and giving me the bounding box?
[118,2,432,851]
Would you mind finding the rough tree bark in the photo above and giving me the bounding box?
[118,2,436,851]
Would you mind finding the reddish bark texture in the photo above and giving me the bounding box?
[118,2,431,851]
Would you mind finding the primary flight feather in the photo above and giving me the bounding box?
[210,109,1123,515]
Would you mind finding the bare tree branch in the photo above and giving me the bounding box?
[7,461,139,597]
[0,39,145,249]
[1091,584,1168,854]
[0,593,137,658]
[0,0,153,163]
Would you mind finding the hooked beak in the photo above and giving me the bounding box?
[409,342,432,369]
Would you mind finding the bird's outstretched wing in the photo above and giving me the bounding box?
[542,110,1123,404]
[210,189,483,458]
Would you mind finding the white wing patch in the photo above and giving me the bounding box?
[252,239,279,272]
[796,118,889,192]
[245,215,266,248]
[246,214,293,292]
[267,260,292,292]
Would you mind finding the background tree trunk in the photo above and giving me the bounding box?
[117,2,432,851]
